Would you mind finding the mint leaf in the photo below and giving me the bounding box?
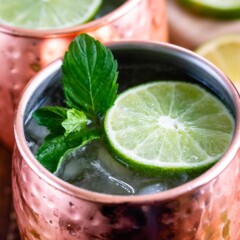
[36,129,101,173]
[33,106,68,133]
[62,109,89,135]
[62,34,118,119]
[37,135,69,172]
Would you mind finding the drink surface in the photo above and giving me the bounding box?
[0,0,126,30]
[24,33,234,196]
[25,79,234,195]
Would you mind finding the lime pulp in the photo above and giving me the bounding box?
[0,0,102,30]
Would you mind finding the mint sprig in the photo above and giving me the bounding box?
[33,34,118,173]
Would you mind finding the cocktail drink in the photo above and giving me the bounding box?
[0,0,168,149]
[12,36,240,239]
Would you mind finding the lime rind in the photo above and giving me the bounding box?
[104,135,217,178]
[178,0,240,19]
[0,0,102,30]
[104,81,234,176]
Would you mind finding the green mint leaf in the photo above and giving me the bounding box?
[36,128,101,173]
[62,33,118,119]
[37,135,69,173]
[62,109,89,135]
[33,106,68,133]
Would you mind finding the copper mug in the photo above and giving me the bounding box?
[0,0,168,149]
[12,41,240,240]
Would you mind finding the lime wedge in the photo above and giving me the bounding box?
[0,0,102,30]
[196,35,240,90]
[179,0,240,19]
[104,81,234,174]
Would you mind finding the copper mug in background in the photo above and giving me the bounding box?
[12,41,240,239]
[0,0,168,149]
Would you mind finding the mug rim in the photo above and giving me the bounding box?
[14,40,240,203]
[0,0,141,38]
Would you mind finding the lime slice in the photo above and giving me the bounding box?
[104,81,234,174]
[0,0,102,30]
[196,35,240,90]
[179,0,240,19]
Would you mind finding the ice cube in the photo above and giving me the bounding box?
[55,141,136,195]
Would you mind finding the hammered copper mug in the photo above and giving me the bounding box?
[0,0,168,149]
[12,41,240,240]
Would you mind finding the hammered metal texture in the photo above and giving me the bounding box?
[0,0,168,149]
[12,148,240,240]
[0,35,72,149]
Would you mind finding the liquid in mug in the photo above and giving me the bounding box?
[24,34,234,196]
[25,76,234,196]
